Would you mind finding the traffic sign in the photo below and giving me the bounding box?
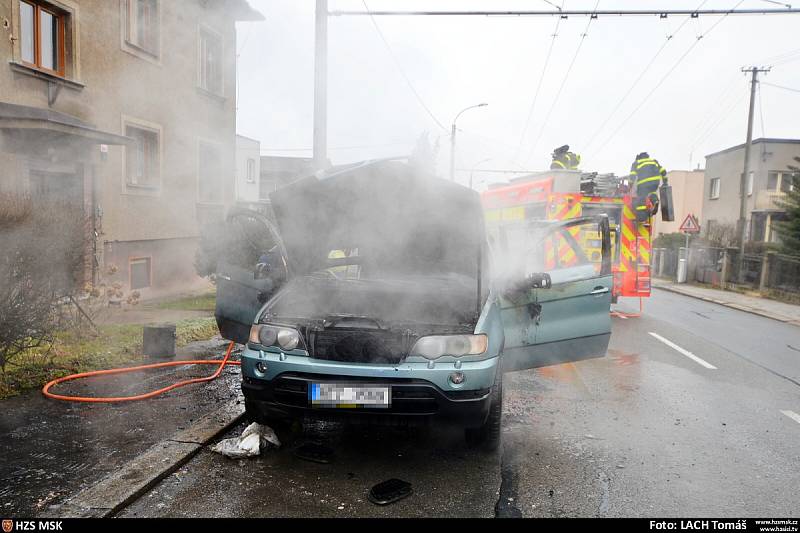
[679,214,701,233]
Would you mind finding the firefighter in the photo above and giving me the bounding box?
[550,145,581,170]
[630,152,666,222]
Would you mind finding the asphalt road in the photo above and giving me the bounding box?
[91,290,800,517]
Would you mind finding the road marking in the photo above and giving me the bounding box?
[781,410,800,425]
[648,332,717,370]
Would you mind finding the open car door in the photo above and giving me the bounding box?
[499,216,612,372]
[215,209,289,344]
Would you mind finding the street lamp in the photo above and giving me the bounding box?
[450,103,488,181]
[469,158,493,190]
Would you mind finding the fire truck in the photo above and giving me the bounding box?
[481,170,672,314]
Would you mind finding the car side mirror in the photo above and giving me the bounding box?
[529,272,552,289]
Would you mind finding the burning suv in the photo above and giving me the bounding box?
[215,160,612,450]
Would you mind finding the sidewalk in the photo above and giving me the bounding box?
[653,280,800,327]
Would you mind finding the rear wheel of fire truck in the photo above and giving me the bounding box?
[612,294,618,304]
[465,368,503,452]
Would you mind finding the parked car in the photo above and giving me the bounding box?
[215,160,612,450]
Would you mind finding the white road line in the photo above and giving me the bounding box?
[780,410,800,425]
[648,332,718,370]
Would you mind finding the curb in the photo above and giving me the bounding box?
[653,285,800,327]
[54,399,246,518]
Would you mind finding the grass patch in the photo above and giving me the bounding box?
[0,317,220,400]
[154,292,216,312]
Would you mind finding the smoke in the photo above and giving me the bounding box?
[258,160,487,335]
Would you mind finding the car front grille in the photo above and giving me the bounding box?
[308,328,416,364]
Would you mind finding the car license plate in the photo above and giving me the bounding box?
[310,383,391,409]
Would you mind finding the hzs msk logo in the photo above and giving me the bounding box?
[2,520,13,533]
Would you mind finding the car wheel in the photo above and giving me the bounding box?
[464,368,503,452]
[245,399,292,430]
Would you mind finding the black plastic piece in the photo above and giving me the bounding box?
[368,478,413,505]
[294,442,334,464]
[660,184,675,222]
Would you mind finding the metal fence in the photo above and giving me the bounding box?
[653,246,800,300]
[767,254,800,299]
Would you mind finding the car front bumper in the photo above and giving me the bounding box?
[240,349,499,426]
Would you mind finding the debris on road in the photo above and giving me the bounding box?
[211,423,280,459]
[368,478,413,506]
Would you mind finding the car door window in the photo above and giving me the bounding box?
[529,219,608,284]
[498,216,612,372]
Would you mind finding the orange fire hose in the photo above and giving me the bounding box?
[42,341,240,403]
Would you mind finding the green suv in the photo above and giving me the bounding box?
[215,160,612,450]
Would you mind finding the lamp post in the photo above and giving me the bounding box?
[469,158,493,190]
[450,103,488,181]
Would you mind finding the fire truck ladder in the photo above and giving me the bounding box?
[611,226,650,319]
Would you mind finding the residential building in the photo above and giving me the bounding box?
[703,138,800,243]
[0,0,262,297]
[653,169,705,237]
[235,134,260,204]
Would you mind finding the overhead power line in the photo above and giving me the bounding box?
[361,0,448,132]
[761,81,800,93]
[690,86,749,152]
[514,1,566,162]
[331,8,800,17]
[527,0,601,164]
[687,73,742,145]
[582,0,708,152]
[588,0,746,158]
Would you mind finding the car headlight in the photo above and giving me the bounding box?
[410,334,488,360]
[249,324,304,351]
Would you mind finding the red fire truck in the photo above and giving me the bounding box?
[481,170,670,314]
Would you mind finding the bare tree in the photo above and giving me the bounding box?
[0,194,88,375]
[704,221,738,248]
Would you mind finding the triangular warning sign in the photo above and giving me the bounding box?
[679,214,701,233]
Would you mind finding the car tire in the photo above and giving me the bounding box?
[245,399,292,430]
[464,368,503,452]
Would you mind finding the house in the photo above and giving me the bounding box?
[0,0,263,297]
[653,169,705,238]
[703,138,800,243]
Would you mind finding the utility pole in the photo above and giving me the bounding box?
[737,66,770,282]
[313,0,328,171]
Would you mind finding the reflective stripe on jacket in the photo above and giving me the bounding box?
[551,152,581,170]
[631,157,665,192]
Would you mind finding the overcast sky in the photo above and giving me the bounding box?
[235,0,800,189]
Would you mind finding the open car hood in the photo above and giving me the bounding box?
[269,160,486,279]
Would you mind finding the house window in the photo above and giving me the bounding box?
[198,141,223,203]
[124,0,159,57]
[709,178,720,200]
[19,1,66,76]
[130,257,152,290]
[768,171,780,191]
[199,27,223,95]
[246,158,256,183]
[125,124,160,189]
[780,172,797,193]
[768,171,799,193]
